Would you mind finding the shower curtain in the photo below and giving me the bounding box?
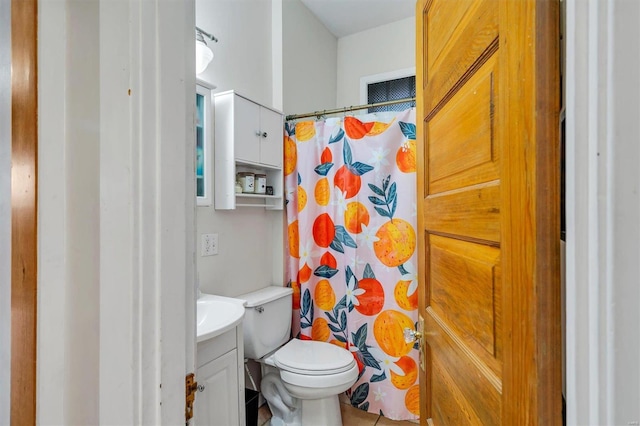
[284,108,419,421]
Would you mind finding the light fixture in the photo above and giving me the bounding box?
[196,26,218,74]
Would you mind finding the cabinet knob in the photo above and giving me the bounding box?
[255,131,262,137]
[198,384,206,392]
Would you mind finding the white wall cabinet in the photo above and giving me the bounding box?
[214,91,283,210]
[194,327,245,426]
[232,95,283,168]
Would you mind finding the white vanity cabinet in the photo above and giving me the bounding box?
[194,327,245,426]
[213,91,284,210]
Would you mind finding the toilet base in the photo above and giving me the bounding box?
[266,394,344,426]
[300,395,342,426]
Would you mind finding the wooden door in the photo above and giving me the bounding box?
[415,0,561,424]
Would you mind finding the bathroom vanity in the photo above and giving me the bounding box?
[195,294,246,426]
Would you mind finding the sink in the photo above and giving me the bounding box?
[197,293,246,342]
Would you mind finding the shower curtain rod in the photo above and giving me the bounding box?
[285,97,416,121]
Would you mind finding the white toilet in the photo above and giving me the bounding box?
[238,285,358,426]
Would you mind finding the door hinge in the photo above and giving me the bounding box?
[185,373,198,422]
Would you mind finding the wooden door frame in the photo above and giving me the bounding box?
[0,0,11,421]
[10,0,38,423]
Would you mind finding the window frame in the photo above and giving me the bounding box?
[359,67,416,105]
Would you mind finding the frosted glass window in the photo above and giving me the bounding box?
[367,76,416,113]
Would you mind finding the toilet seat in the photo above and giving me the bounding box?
[279,361,359,391]
[273,339,356,376]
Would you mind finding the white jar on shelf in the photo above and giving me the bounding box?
[254,174,267,194]
[237,172,255,193]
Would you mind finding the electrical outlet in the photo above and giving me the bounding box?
[201,233,219,256]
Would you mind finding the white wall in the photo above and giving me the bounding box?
[195,0,285,298]
[336,17,415,108]
[0,0,11,421]
[272,0,283,109]
[282,0,337,116]
[65,2,100,422]
[38,0,194,423]
[196,0,274,108]
[37,1,72,421]
[566,0,640,424]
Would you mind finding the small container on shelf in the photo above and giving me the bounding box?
[237,172,255,193]
[253,174,267,194]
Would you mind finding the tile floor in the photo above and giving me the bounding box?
[257,402,419,426]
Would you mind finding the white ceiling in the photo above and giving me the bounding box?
[299,0,416,38]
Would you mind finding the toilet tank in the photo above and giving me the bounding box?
[237,285,293,359]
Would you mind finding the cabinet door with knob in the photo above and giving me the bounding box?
[233,95,261,164]
[258,106,283,168]
[194,349,240,426]
[194,327,245,426]
[228,93,283,168]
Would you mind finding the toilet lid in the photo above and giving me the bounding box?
[273,339,356,376]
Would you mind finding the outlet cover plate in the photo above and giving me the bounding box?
[201,233,218,256]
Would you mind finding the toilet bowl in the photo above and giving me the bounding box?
[269,338,358,396]
[260,372,301,426]
[259,339,358,426]
[238,286,358,426]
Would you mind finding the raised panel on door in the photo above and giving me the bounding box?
[425,315,501,425]
[234,95,260,164]
[427,56,498,195]
[194,349,240,426]
[428,234,502,376]
[416,0,561,424]
[425,0,498,116]
[258,107,283,168]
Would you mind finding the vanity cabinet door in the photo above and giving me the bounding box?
[194,349,241,426]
